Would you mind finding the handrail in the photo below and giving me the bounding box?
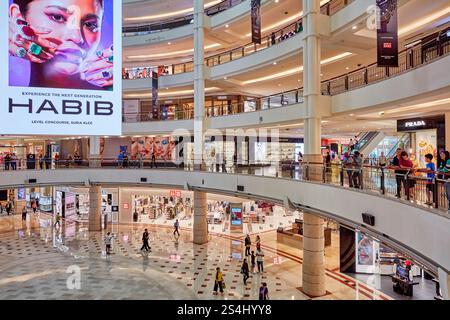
[2,159,450,214]
[122,0,353,78]
[122,0,245,36]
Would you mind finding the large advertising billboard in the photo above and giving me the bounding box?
[0,0,122,135]
[376,0,398,67]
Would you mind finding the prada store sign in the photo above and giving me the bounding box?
[397,116,444,132]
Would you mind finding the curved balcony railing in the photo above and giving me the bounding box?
[2,159,449,216]
[122,0,245,37]
[321,25,450,95]
[122,88,304,122]
[123,24,450,123]
[122,0,353,78]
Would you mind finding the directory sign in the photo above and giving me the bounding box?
[0,0,122,135]
[230,203,243,233]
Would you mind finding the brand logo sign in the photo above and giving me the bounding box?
[405,121,426,128]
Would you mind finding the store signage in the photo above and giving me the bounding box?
[123,203,129,209]
[170,190,181,198]
[251,0,261,44]
[376,0,398,67]
[397,116,444,132]
[0,0,122,135]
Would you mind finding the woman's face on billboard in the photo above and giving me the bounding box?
[18,0,103,75]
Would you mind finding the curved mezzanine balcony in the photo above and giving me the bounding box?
[122,29,450,134]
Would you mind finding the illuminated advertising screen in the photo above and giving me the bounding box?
[18,187,26,200]
[231,207,242,226]
[0,0,122,135]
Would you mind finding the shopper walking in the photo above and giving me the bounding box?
[251,251,256,273]
[140,229,151,252]
[54,212,61,228]
[241,259,250,285]
[255,235,261,250]
[31,200,37,214]
[5,202,11,216]
[244,234,251,256]
[173,219,180,237]
[259,282,269,300]
[213,267,224,294]
[256,247,265,273]
[438,150,450,212]
[21,206,27,221]
[104,232,113,257]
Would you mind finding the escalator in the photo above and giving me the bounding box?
[386,134,411,159]
[354,131,386,155]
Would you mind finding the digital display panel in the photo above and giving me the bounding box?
[1,0,122,135]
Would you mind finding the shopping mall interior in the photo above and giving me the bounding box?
[0,0,449,302]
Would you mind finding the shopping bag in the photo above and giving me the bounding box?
[222,282,226,289]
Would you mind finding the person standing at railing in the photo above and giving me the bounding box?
[437,150,450,212]
[342,152,354,188]
[4,153,11,171]
[423,154,436,206]
[11,153,17,171]
[399,151,416,200]
[352,151,363,189]
[391,148,404,198]
[117,151,124,168]
[378,152,387,167]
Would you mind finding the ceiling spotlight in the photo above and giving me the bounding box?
[275,0,279,3]
[345,67,349,70]
[352,25,358,30]
[223,77,227,80]
[225,24,229,28]
[167,42,171,45]
[273,61,277,65]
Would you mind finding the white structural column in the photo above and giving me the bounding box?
[302,212,326,296]
[88,186,102,231]
[193,191,208,244]
[445,113,450,151]
[89,136,101,168]
[438,268,450,300]
[301,0,326,297]
[193,0,206,169]
[302,0,322,164]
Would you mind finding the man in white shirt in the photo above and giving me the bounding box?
[256,248,265,273]
[104,232,113,256]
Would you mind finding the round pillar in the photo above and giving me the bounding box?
[193,191,208,244]
[302,212,326,297]
[88,186,102,231]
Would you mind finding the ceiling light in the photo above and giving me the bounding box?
[225,24,229,28]
[349,114,354,117]
[273,62,277,65]
[125,0,223,22]
[127,43,221,59]
[345,67,349,70]
[167,42,171,45]
[275,0,279,3]
[223,77,227,80]
[352,25,357,30]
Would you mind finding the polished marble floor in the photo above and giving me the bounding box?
[0,212,393,300]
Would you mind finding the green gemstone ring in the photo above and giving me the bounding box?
[28,42,42,56]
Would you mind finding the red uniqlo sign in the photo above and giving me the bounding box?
[123,203,129,209]
[383,42,392,49]
[170,190,181,197]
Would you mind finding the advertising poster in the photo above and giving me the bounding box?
[18,187,26,200]
[130,136,177,160]
[251,0,261,44]
[376,0,398,67]
[415,130,437,168]
[1,0,122,135]
[355,232,379,274]
[123,99,139,122]
[152,71,158,119]
[64,192,76,220]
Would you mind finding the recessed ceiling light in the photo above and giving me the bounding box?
[225,24,229,28]
[349,113,354,117]
[167,42,171,45]
[320,73,323,76]
[345,67,349,70]
[352,25,357,30]
[275,0,279,3]
[278,84,281,86]
[273,62,277,65]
